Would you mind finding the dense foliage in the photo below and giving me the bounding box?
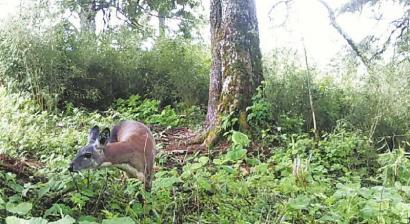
[1,87,410,223]
[0,21,210,110]
[262,50,410,144]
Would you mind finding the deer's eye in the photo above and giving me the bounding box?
[84,153,92,158]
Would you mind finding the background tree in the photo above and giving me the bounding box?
[201,0,263,147]
[339,0,410,62]
[59,0,203,36]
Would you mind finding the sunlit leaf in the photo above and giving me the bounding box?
[5,216,48,224]
[231,131,250,147]
[6,202,32,215]
[37,186,51,199]
[198,156,209,165]
[102,217,134,224]
[226,148,247,161]
[288,195,310,210]
[49,215,75,224]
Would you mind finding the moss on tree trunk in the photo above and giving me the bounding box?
[202,0,263,148]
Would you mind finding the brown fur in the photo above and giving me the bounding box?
[102,121,156,191]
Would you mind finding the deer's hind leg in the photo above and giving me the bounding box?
[114,164,146,184]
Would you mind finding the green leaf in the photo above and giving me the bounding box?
[197,176,212,191]
[6,216,28,224]
[49,215,75,224]
[22,183,33,197]
[198,156,209,165]
[5,216,48,224]
[37,185,51,199]
[44,203,72,219]
[6,202,32,215]
[190,162,204,170]
[213,158,223,165]
[102,217,135,224]
[79,222,99,224]
[0,196,5,209]
[226,148,247,161]
[28,218,48,224]
[288,195,310,210]
[153,176,180,190]
[360,201,378,219]
[231,131,250,147]
[78,216,98,223]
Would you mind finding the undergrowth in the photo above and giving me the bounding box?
[1,88,410,223]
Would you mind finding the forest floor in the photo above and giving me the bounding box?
[0,154,44,182]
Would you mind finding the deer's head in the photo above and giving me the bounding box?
[68,126,110,172]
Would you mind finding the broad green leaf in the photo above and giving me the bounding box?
[231,131,250,147]
[78,215,98,223]
[6,216,28,224]
[37,185,51,199]
[197,177,212,191]
[397,184,410,197]
[288,195,310,210]
[5,216,47,224]
[102,217,135,224]
[190,162,204,170]
[198,156,209,165]
[79,222,99,224]
[30,218,48,224]
[49,215,75,224]
[6,202,32,215]
[226,148,247,161]
[153,176,180,190]
[360,201,378,219]
[22,183,34,197]
[0,196,4,209]
[43,203,72,219]
[254,163,269,174]
[213,158,223,165]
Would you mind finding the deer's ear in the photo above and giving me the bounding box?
[88,125,100,144]
[99,128,111,145]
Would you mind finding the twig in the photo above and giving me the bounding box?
[70,172,80,193]
[318,0,372,71]
[268,0,293,27]
[143,132,149,192]
[302,42,319,142]
[87,169,90,188]
[172,187,178,223]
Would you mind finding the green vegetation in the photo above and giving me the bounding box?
[0,22,210,110]
[1,80,410,222]
[1,0,410,223]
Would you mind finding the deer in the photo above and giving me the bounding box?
[68,120,156,191]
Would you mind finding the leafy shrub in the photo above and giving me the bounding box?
[0,19,210,110]
[262,51,410,144]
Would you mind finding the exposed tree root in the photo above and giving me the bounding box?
[187,130,208,145]
[202,124,222,149]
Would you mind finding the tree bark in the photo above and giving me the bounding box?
[203,0,263,147]
[205,0,223,129]
[79,0,98,32]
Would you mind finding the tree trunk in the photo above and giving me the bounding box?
[79,0,97,32]
[203,0,263,147]
[158,11,166,37]
[205,0,223,129]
